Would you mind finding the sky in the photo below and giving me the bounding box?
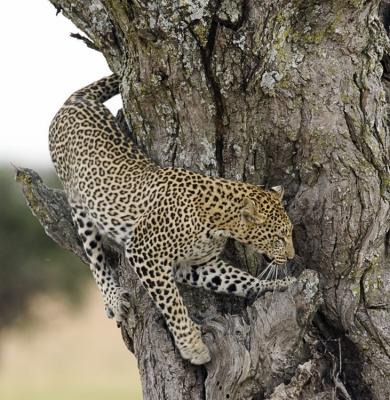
[0,1,120,169]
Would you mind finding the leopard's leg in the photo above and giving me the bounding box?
[70,202,131,322]
[128,256,210,365]
[175,256,296,299]
[125,222,210,365]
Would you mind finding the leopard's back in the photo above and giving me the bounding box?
[49,76,156,240]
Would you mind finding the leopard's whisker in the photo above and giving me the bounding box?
[266,264,275,281]
[263,263,273,281]
[277,262,287,278]
[258,261,273,280]
[255,260,287,300]
[257,266,268,280]
[271,267,279,301]
[268,265,274,281]
[272,266,277,281]
[255,263,275,300]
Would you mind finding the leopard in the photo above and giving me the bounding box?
[49,74,296,365]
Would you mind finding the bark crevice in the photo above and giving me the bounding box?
[189,10,226,177]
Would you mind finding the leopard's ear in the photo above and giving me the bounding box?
[241,198,266,225]
[271,185,284,200]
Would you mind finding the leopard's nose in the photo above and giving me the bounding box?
[286,240,295,260]
[286,250,295,260]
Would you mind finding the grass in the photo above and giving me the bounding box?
[0,287,142,400]
[1,380,141,400]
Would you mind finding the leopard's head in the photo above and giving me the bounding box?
[233,186,294,265]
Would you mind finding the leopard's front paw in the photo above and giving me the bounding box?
[279,276,297,289]
[248,276,297,300]
[105,287,132,322]
[178,328,211,365]
[180,340,211,365]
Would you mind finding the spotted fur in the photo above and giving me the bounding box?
[49,75,296,365]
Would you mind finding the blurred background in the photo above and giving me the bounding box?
[0,1,142,399]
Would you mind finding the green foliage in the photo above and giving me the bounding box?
[0,166,89,329]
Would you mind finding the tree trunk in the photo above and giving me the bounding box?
[20,0,390,399]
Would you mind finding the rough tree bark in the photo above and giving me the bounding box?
[19,1,390,399]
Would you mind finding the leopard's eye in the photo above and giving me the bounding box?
[275,236,285,246]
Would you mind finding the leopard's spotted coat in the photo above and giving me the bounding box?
[49,75,295,365]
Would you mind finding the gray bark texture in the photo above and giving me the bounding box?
[19,0,390,399]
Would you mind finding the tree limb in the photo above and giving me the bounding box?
[70,32,99,51]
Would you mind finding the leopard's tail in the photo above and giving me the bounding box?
[67,74,121,104]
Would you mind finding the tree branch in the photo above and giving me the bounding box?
[48,0,123,69]
[70,32,99,51]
